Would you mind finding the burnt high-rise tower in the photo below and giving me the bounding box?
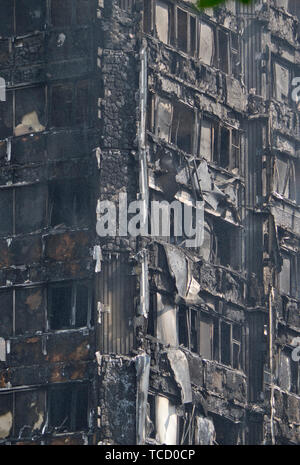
[0,0,300,445]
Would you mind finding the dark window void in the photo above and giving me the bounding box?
[48,281,92,331]
[171,102,194,153]
[213,415,240,445]
[231,33,241,78]
[177,8,196,55]
[51,0,72,27]
[15,286,45,335]
[0,1,14,37]
[231,129,240,169]
[76,0,93,24]
[51,0,93,27]
[213,219,240,270]
[0,188,13,236]
[221,321,231,365]
[190,16,196,57]
[220,319,242,369]
[119,0,134,11]
[49,383,89,432]
[75,80,90,125]
[213,124,240,171]
[51,81,90,128]
[49,284,72,330]
[49,178,91,228]
[179,307,215,360]
[0,92,13,139]
[15,184,47,234]
[0,184,47,237]
[147,292,156,337]
[76,282,90,327]
[248,420,263,445]
[177,8,188,53]
[16,0,45,35]
[51,83,73,127]
[0,289,13,338]
[218,30,229,74]
[291,357,299,394]
[145,394,156,440]
[190,309,198,353]
[0,0,45,37]
[220,127,230,168]
[14,389,46,438]
[143,0,152,33]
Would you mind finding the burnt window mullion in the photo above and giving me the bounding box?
[71,0,76,26]
[174,5,178,48]
[214,123,221,165]
[187,307,191,350]
[71,282,76,328]
[215,28,220,69]
[72,82,77,127]
[143,0,153,34]
[87,282,93,329]
[229,129,233,171]
[70,386,77,431]
[187,13,191,55]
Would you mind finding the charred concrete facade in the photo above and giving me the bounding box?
[0,0,300,446]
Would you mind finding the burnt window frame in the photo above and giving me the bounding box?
[0,0,46,38]
[0,384,90,440]
[175,5,197,56]
[152,96,242,168]
[50,79,92,129]
[217,317,243,370]
[0,388,48,441]
[205,216,242,271]
[153,95,196,154]
[0,177,92,240]
[48,382,90,433]
[0,279,94,338]
[48,177,92,229]
[119,0,134,11]
[214,27,230,74]
[212,122,241,171]
[278,249,297,298]
[178,306,217,360]
[144,0,174,44]
[178,305,243,370]
[0,285,46,339]
[271,57,298,106]
[0,183,47,238]
[197,116,218,162]
[0,85,47,140]
[277,346,300,394]
[273,154,296,203]
[47,280,93,332]
[178,408,201,445]
[50,0,94,28]
[143,1,241,77]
